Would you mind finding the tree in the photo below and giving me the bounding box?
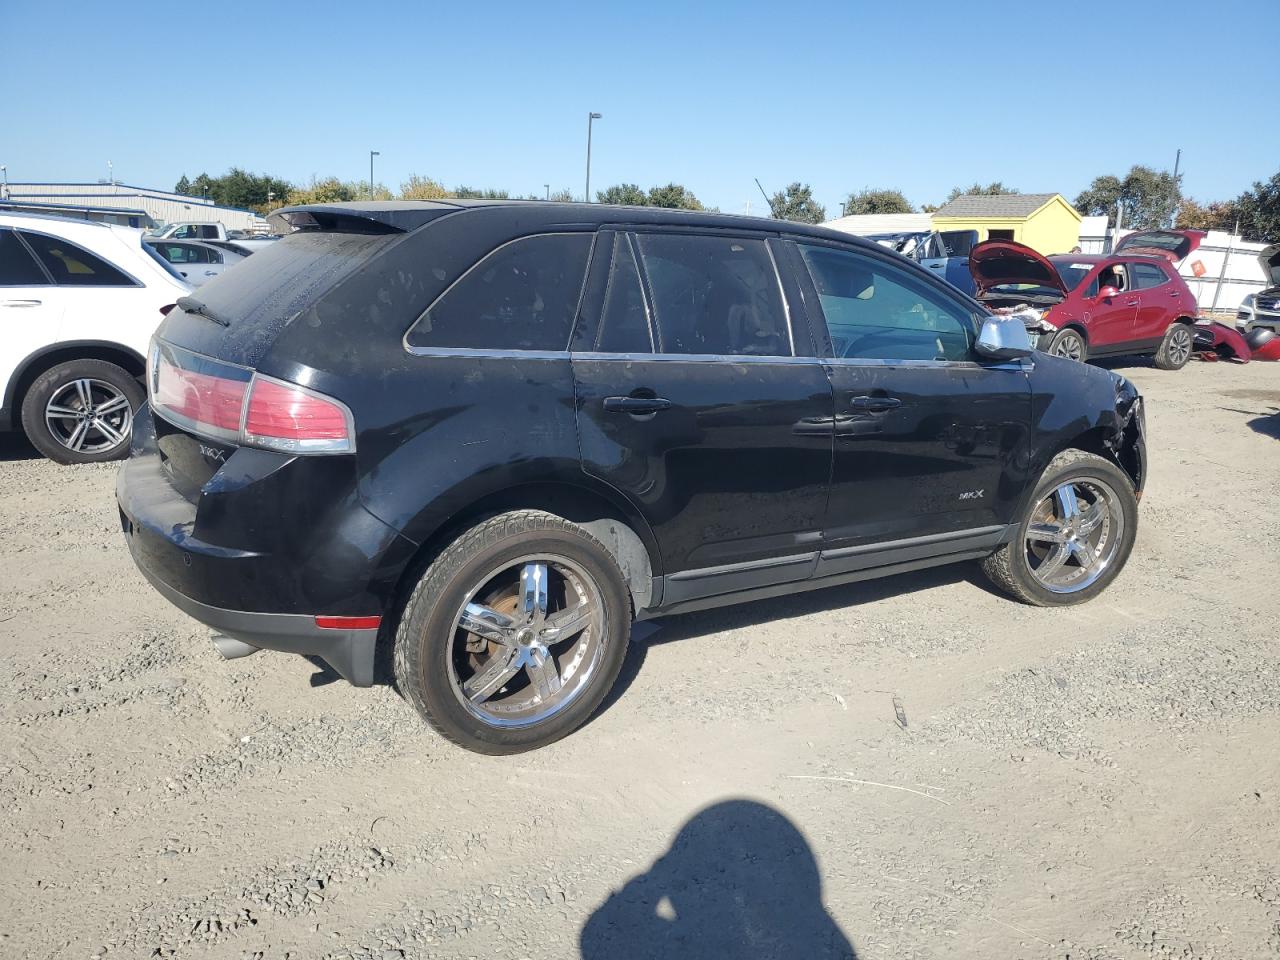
[399,174,449,200]
[842,188,913,216]
[1234,170,1280,242]
[178,168,292,213]
[1075,165,1180,230]
[174,175,191,196]
[1176,197,1240,233]
[947,181,1019,201]
[189,173,215,198]
[547,188,576,202]
[646,183,703,210]
[286,177,358,206]
[453,186,511,199]
[597,183,649,205]
[768,182,825,223]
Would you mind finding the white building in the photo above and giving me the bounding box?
[821,213,933,236]
[0,182,267,233]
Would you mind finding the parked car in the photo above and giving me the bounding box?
[1236,242,1280,335]
[0,212,188,463]
[970,230,1204,368]
[148,221,228,241]
[145,239,245,287]
[202,239,256,258]
[118,200,1146,753]
[868,229,979,296]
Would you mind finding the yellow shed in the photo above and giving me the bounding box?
[931,193,1082,255]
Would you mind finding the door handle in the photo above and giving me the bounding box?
[1125,299,1140,306]
[850,395,901,413]
[1,299,42,307]
[603,396,672,415]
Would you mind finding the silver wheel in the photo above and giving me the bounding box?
[1168,325,1192,366]
[44,378,132,454]
[1052,331,1085,361]
[1024,477,1125,594]
[448,554,607,728]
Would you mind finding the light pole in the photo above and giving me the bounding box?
[1,165,7,200]
[585,112,602,202]
[369,151,380,198]
[544,184,550,201]
[107,160,113,185]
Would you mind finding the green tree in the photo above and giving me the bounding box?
[399,174,449,200]
[189,173,215,198]
[547,188,576,202]
[947,181,1019,201]
[174,174,191,195]
[597,183,649,205]
[646,183,703,210]
[1234,170,1280,242]
[1075,165,1180,230]
[1176,197,1240,233]
[842,188,913,216]
[287,177,358,206]
[452,186,511,199]
[768,182,825,223]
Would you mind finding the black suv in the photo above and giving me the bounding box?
[118,201,1146,753]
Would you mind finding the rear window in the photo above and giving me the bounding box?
[1133,263,1168,289]
[406,233,593,352]
[19,231,135,286]
[0,229,49,285]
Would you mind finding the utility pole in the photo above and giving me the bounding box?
[369,151,380,199]
[1210,217,1238,311]
[1,165,7,200]
[585,113,602,203]
[107,160,113,185]
[754,178,773,217]
[544,184,550,201]
[1170,147,1182,228]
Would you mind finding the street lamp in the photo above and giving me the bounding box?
[1,165,7,200]
[585,112,602,203]
[370,151,380,198]
[544,184,550,201]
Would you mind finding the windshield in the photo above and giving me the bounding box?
[1050,260,1095,291]
[142,238,188,282]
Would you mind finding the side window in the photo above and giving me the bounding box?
[633,233,791,357]
[407,233,592,352]
[173,225,194,239]
[1133,263,1168,289]
[1097,263,1128,292]
[799,244,973,362]
[19,231,134,286]
[199,225,218,239]
[0,230,50,285]
[596,235,654,353]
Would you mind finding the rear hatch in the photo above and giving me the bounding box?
[1259,243,1280,290]
[968,239,1068,304]
[149,223,407,496]
[1113,229,1205,263]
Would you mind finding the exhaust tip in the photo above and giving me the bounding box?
[211,634,260,660]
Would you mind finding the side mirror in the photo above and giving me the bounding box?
[1097,285,1120,300]
[975,315,1035,360]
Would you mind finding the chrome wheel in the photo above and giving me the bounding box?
[1052,331,1084,361]
[1025,477,1125,594]
[1168,326,1192,366]
[448,554,607,728]
[44,378,132,454]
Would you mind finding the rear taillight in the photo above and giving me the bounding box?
[149,340,355,454]
[159,303,177,316]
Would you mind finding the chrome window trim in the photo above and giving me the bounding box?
[571,351,820,365]
[401,231,595,356]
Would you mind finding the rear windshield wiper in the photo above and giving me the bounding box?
[176,295,230,328]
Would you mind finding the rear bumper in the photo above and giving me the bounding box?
[128,553,378,685]
[117,404,414,686]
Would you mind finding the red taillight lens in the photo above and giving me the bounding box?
[159,303,177,316]
[244,378,354,453]
[149,341,355,454]
[314,615,381,630]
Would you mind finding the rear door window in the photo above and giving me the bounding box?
[19,231,135,286]
[1132,262,1169,289]
[407,233,593,352]
[633,233,791,357]
[594,234,654,353]
[799,243,973,361]
[0,229,50,285]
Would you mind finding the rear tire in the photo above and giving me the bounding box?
[982,449,1138,607]
[20,359,144,465]
[1153,322,1193,370]
[1047,328,1087,363]
[393,510,631,754]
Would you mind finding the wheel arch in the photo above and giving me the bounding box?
[387,479,663,625]
[4,340,146,430]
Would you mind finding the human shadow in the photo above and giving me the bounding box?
[580,799,858,959]
[1247,408,1280,440]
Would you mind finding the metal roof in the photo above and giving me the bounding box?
[933,193,1063,218]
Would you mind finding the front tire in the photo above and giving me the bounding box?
[982,449,1137,607]
[1153,322,1193,370]
[1047,327,1087,362]
[20,359,144,465]
[393,510,632,754]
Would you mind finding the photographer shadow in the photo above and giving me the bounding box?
[580,799,857,959]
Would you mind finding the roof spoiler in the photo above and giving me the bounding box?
[268,201,461,235]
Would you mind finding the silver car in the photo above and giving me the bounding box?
[1236,242,1280,334]
[144,239,245,287]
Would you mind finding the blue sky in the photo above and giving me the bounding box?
[3,0,1276,216]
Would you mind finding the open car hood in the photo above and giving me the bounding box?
[1259,243,1280,286]
[1114,229,1204,263]
[968,240,1066,296]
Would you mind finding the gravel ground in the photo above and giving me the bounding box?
[2,358,1279,960]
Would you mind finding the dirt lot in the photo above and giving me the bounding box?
[2,359,1279,960]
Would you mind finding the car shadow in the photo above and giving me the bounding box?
[594,562,994,720]
[0,433,39,462]
[580,798,858,959]
[1090,356,1156,372]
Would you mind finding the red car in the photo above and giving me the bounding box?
[970,230,1204,369]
